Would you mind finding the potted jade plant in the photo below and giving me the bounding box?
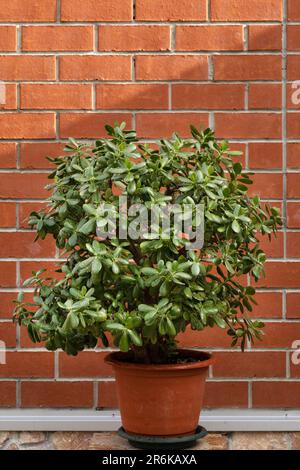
[14,123,281,444]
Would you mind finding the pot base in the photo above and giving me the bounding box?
[117,426,208,450]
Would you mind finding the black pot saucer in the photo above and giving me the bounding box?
[117,425,208,450]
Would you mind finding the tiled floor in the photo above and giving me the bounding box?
[0,431,300,450]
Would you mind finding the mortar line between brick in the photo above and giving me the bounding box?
[55,56,59,81]
[54,351,59,379]
[92,83,96,110]
[170,24,176,51]
[93,25,98,52]
[248,382,253,408]
[56,0,61,23]
[245,143,249,170]
[16,380,21,408]
[0,21,288,26]
[283,289,287,319]
[16,25,21,53]
[93,381,99,408]
[0,51,285,56]
[282,0,288,260]
[243,25,249,51]
[132,55,136,81]
[207,0,211,22]
[132,0,136,21]
[286,351,291,378]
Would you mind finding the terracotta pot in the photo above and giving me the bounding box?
[105,349,214,436]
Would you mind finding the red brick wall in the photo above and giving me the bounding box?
[0,0,298,410]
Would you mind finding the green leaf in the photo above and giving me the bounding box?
[166,317,176,336]
[233,162,242,175]
[91,258,102,274]
[79,219,95,235]
[119,332,129,352]
[138,304,156,313]
[112,262,120,274]
[232,220,241,233]
[128,330,143,347]
[191,263,200,277]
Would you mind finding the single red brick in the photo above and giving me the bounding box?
[249,84,282,110]
[204,382,248,408]
[136,113,209,139]
[20,143,65,170]
[288,0,300,20]
[59,113,132,139]
[0,26,17,51]
[136,0,207,21]
[287,56,300,80]
[287,84,300,110]
[22,26,94,52]
[287,114,300,138]
[213,352,285,378]
[178,326,235,349]
[0,0,56,21]
[136,55,208,81]
[20,260,64,284]
[0,84,17,110]
[248,25,282,50]
[176,26,243,51]
[19,202,47,228]
[225,143,246,167]
[256,231,283,258]
[0,143,16,168]
[60,55,132,81]
[214,55,282,80]
[0,261,16,287]
[98,381,118,408]
[250,292,282,318]
[287,143,300,168]
[61,0,132,21]
[0,113,55,139]
[0,352,54,378]
[211,0,282,21]
[0,232,55,258]
[0,322,16,347]
[0,293,17,319]
[0,382,16,407]
[253,323,300,348]
[288,174,300,198]
[256,262,300,288]
[287,202,300,228]
[287,232,300,257]
[20,324,45,349]
[96,84,168,110]
[0,202,16,228]
[0,56,55,81]
[173,84,245,110]
[290,359,300,378]
[248,143,282,169]
[253,382,300,408]
[21,381,93,408]
[287,293,300,319]
[0,173,49,199]
[215,113,282,139]
[287,26,300,51]
[99,25,170,52]
[21,84,93,110]
[249,173,283,199]
[59,351,113,377]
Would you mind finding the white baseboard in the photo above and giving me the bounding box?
[1,409,300,432]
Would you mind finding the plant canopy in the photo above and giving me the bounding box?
[14,123,281,363]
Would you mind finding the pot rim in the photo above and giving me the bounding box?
[105,349,215,371]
